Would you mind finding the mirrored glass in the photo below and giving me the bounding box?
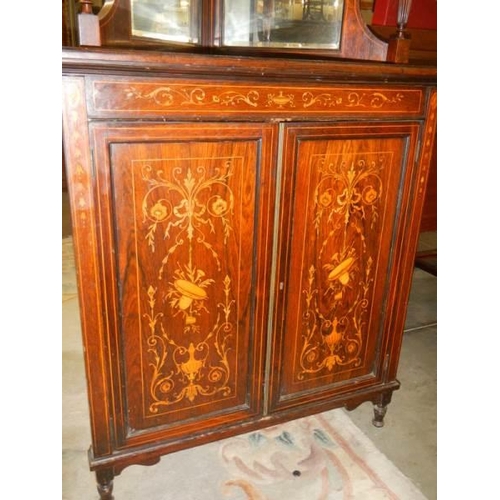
[223,0,344,49]
[131,0,199,43]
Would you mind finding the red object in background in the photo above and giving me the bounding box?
[372,0,437,29]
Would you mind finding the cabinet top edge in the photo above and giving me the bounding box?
[61,47,437,85]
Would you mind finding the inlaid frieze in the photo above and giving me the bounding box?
[88,78,424,117]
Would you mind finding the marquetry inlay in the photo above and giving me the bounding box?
[63,80,91,225]
[417,91,437,197]
[88,78,424,117]
[294,152,390,381]
[106,146,261,420]
[138,160,238,413]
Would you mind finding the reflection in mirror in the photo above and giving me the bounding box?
[131,0,199,43]
[223,0,344,49]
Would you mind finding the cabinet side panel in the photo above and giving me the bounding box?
[384,91,437,382]
[62,77,113,457]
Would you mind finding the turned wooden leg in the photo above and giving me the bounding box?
[372,391,393,428]
[96,469,114,500]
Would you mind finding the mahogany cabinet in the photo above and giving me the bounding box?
[62,47,437,498]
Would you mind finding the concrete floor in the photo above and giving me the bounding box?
[62,192,436,499]
[347,272,437,499]
[347,230,437,499]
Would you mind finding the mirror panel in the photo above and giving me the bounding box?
[131,0,200,43]
[223,0,345,49]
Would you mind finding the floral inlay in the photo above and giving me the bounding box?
[139,158,238,411]
[298,155,386,379]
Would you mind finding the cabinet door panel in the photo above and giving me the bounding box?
[90,123,276,447]
[270,122,419,411]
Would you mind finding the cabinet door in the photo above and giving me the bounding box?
[269,122,420,412]
[90,122,276,448]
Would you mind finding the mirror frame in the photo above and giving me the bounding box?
[77,0,388,61]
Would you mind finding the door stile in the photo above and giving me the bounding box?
[262,122,287,416]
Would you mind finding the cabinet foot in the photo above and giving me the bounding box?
[372,403,387,427]
[371,391,393,428]
[96,469,114,500]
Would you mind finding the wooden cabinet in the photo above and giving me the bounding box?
[62,48,436,498]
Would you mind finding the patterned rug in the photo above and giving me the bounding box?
[214,410,426,500]
[63,409,429,500]
[62,236,428,500]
